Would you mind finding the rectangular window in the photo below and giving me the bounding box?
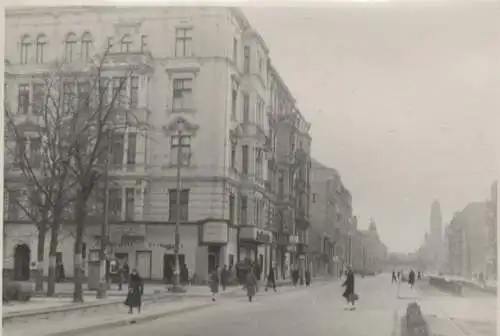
[242,145,249,175]
[255,148,263,180]
[130,76,139,108]
[243,46,250,73]
[231,83,237,120]
[7,190,21,220]
[169,189,189,221]
[170,135,191,166]
[112,77,127,108]
[141,35,148,52]
[172,78,193,111]
[18,84,30,114]
[232,37,238,63]
[243,93,250,122]
[230,143,236,170]
[32,83,45,115]
[62,82,75,114]
[240,195,248,226]
[77,81,90,111]
[175,28,193,57]
[99,77,110,106]
[14,137,27,168]
[255,199,260,227]
[125,188,135,220]
[229,193,235,225]
[111,133,124,165]
[30,138,42,168]
[109,188,122,220]
[127,133,137,165]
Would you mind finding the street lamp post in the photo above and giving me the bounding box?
[170,121,186,293]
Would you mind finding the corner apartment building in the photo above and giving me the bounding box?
[3,6,310,283]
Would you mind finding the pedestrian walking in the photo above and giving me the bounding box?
[392,270,397,284]
[220,265,230,292]
[244,266,258,302]
[408,269,415,289]
[265,266,277,292]
[417,271,421,280]
[342,266,357,310]
[209,266,220,302]
[292,267,299,287]
[305,269,311,286]
[124,269,143,314]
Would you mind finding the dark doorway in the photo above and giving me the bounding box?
[163,254,185,284]
[14,244,31,281]
[208,246,221,274]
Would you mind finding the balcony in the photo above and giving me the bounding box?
[102,52,154,74]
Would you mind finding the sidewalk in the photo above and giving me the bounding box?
[394,281,496,336]
[4,276,332,336]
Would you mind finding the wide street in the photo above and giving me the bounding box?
[85,274,496,336]
[89,274,407,336]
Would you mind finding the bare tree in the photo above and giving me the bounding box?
[4,66,77,295]
[62,50,149,302]
[6,44,149,302]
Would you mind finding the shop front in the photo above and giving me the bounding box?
[199,220,230,276]
[238,227,273,281]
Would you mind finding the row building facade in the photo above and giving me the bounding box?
[3,6,311,284]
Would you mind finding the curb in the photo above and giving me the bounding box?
[2,293,175,322]
[47,302,215,336]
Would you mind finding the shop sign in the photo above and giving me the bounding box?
[202,222,228,244]
[256,230,271,244]
[240,227,272,244]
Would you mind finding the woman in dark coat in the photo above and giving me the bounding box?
[408,270,416,288]
[209,267,220,302]
[342,266,356,310]
[124,270,143,314]
[245,266,258,302]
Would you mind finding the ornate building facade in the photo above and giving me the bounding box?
[3,7,311,283]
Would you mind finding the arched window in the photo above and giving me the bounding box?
[81,32,93,61]
[35,34,47,64]
[120,34,132,53]
[20,35,32,64]
[64,32,77,63]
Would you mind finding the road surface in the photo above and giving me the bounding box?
[86,273,496,336]
[89,274,408,336]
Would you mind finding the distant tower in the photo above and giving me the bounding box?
[430,200,443,271]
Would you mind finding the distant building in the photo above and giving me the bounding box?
[446,202,489,278]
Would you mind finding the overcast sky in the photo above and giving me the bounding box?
[244,2,499,253]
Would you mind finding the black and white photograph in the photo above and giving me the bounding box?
[1,2,498,336]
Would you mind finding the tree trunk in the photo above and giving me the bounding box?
[73,196,86,303]
[46,219,59,297]
[35,217,47,292]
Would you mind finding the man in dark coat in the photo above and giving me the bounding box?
[342,266,356,310]
[265,266,277,292]
[220,265,230,291]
